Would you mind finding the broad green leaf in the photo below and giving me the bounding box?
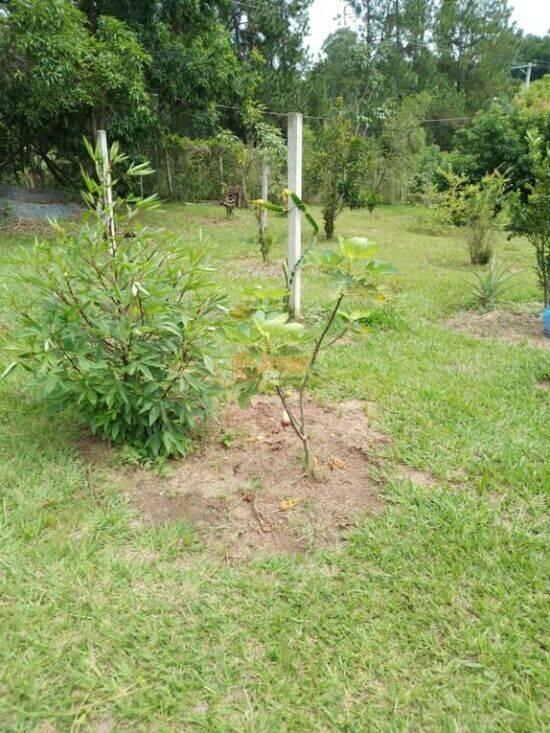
[340,237,378,260]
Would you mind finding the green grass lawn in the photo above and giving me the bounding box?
[0,204,548,731]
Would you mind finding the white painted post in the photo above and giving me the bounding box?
[525,62,533,89]
[260,161,269,234]
[287,112,303,319]
[96,129,116,255]
[165,151,174,198]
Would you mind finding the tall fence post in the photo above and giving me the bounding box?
[287,112,303,319]
[260,161,269,236]
[524,62,533,89]
[165,151,174,199]
[96,129,116,256]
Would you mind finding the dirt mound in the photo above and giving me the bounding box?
[128,396,389,560]
[446,308,549,349]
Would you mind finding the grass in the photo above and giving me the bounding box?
[0,205,548,731]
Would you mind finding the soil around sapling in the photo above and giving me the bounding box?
[126,396,395,560]
[78,396,439,561]
[446,307,549,349]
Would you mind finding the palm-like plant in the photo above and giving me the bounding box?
[465,258,518,311]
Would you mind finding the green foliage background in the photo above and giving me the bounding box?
[0,0,548,204]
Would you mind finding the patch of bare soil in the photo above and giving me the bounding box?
[127,396,390,560]
[446,308,549,349]
[536,378,550,391]
[231,257,284,279]
[0,219,52,236]
[395,465,437,489]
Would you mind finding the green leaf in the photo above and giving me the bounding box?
[252,311,305,339]
[203,354,215,375]
[149,406,160,426]
[237,377,261,408]
[348,309,372,322]
[340,237,378,260]
[0,362,19,381]
[289,192,319,235]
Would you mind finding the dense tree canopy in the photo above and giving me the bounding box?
[0,0,152,183]
[0,0,547,197]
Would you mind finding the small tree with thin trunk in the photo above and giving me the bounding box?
[227,198,394,475]
[508,131,550,309]
[312,100,371,239]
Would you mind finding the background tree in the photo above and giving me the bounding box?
[508,132,550,308]
[452,81,550,195]
[306,29,384,134]
[514,34,550,83]
[0,0,152,185]
[434,0,518,110]
[345,0,523,148]
[216,0,313,114]
[311,102,372,238]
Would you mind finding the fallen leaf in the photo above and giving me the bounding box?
[280,497,301,511]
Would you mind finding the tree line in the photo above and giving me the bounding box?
[0,0,548,197]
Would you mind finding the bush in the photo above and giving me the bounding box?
[0,200,11,220]
[420,169,506,263]
[416,169,469,232]
[160,123,286,204]
[508,132,550,309]
[463,171,507,265]
[452,96,550,198]
[2,142,224,458]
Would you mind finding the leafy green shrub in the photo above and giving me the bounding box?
[508,132,550,308]
[2,142,224,458]
[162,122,286,204]
[416,169,469,233]
[419,169,506,263]
[463,171,507,265]
[310,101,372,239]
[252,199,274,263]
[453,98,550,199]
[464,259,518,311]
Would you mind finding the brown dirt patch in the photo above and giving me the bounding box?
[395,465,437,489]
[127,396,388,560]
[0,220,52,236]
[230,257,284,279]
[446,308,549,349]
[536,378,550,391]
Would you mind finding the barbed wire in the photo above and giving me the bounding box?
[214,103,512,125]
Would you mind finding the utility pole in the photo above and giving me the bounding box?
[287,113,303,320]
